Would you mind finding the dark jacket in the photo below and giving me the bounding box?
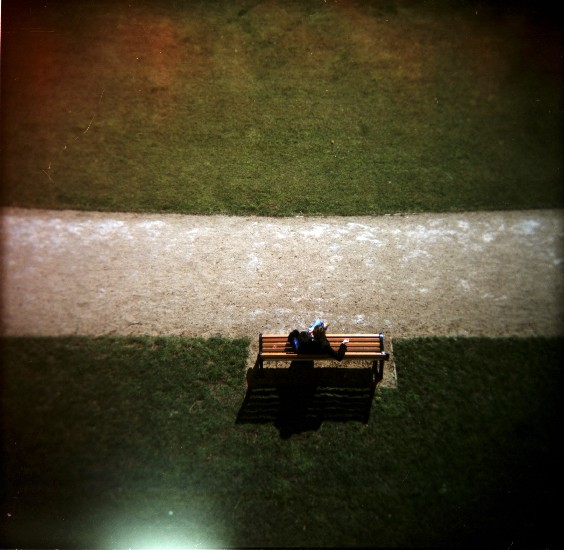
[287,330,347,361]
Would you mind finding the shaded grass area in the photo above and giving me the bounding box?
[2,0,562,215]
[1,336,561,548]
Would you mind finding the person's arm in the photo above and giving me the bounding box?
[325,338,349,361]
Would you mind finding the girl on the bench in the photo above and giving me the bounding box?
[287,319,349,360]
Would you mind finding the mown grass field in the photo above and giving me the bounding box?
[2,0,562,215]
[1,336,562,548]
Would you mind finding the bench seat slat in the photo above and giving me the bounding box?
[261,334,381,339]
[261,353,388,360]
[262,341,380,351]
[261,338,381,344]
[261,345,381,352]
[261,347,382,354]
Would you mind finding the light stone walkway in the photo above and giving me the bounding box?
[2,208,563,387]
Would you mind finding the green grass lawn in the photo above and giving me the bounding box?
[1,336,561,548]
[2,0,562,215]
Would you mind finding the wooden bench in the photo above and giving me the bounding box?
[258,332,390,379]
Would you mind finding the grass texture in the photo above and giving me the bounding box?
[2,0,562,215]
[1,335,561,547]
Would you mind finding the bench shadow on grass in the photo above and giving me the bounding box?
[236,360,381,439]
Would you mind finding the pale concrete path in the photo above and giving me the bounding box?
[3,208,563,340]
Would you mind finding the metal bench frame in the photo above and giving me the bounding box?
[258,332,390,379]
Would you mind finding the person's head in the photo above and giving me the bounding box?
[313,326,327,340]
[309,320,327,340]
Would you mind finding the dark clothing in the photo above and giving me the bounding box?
[287,330,347,361]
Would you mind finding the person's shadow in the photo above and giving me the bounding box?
[236,360,380,439]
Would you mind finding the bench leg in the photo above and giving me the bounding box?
[372,360,384,382]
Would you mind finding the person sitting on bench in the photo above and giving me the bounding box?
[287,319,349,361]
